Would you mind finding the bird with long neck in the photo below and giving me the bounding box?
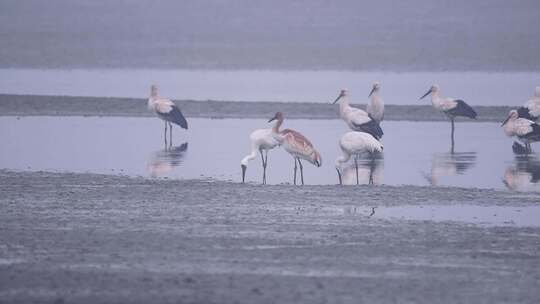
[240,119,280,184]
[420,84,477,152]
[335,132,383,185]
[367,82,384,123]
[269,112,322,185]
[501,109,540,153]
[332,89,384,140]
[147,85,188,148]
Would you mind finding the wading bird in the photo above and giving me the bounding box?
[335,132,383,185]
[501,109,540,153]
[269,112,322,185]
[367,82,384,123]
[240,122,280,184]
[517,86,540,121]
[332,89,384,139]
[148,85,188,146]
[419,85,477,151]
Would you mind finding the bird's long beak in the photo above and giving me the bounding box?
[501,115,511,126]
[268,114,277,123]
[419,89,431,100]
[332,94,343,104]
[241,164,247,183]
[368,87,376,98]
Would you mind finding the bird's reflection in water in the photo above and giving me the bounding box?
[423,152,477,186]
[147,142,188,177]
[339,155,384,185]
[503,154,540,191]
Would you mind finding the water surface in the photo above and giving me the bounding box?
[1,117,539,191]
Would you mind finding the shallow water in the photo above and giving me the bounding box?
[1,69,539,106]
[331,205,540,227]
[1,116,539,191]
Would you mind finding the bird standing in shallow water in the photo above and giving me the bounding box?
[147,85,188,147]
[367,82,384,123]
[332,89,384,140]
[335,131,383,185]
[240,121,280,184]
[517,86,540,121]
[419,84,477,152]
[269,112,322,185]
[501,109,540,154]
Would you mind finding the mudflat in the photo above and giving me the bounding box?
[1,170,539,303]
[0,94,512,122]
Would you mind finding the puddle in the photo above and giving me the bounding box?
[367,205,540,227]
[1,116,540,191]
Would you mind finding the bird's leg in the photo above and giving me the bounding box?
[450,118,455,153]
[293,158,298,185]
[260,150,266,185]
[354,155,359,185]
[298,159,304,185]
[336,168,342,185]
[164,121,168,149]
[169,122,173,147]
[264,150,269,183]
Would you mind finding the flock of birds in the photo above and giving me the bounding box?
[147,84,540,185]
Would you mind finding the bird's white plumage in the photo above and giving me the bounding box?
[524,96,540,117]
[367,83,384,122]
[241,128,279,166]
[338,93,374,128]
[504,116,535,138]
[335,132,383,168]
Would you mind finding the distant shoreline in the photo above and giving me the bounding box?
[0,94,512,122]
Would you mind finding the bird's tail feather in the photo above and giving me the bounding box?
[169,107,188,129]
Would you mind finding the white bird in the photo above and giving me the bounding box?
[501,109,540,153]
[147,85,188,146]
[269,112,322,185]
[367,82,385,123]
[332,89,384,139]
[335,132,383,185]
[419,84,477,151]
[240,122,280,184]
[517,86,540,121]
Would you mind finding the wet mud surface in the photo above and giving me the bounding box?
[0,94,512,122]
[1,170,539,303]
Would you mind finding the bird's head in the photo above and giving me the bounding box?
[268,111,283,123]
[332,89,348,104]
[419,84,439,100]
[501,109,518,126]
[150,84,159,97]
[368,82,380,97]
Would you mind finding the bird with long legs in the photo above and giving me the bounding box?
[240,121,280,184]
[419,85,477,152]
[517,86,540,121]
[147,85,188,147]
[332,89,384,140]
[367,82,385,123]
[501,109,540,154]
[335,132,383,185]
[269,112,322,185]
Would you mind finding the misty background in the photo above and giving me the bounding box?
[1,0,539,71]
